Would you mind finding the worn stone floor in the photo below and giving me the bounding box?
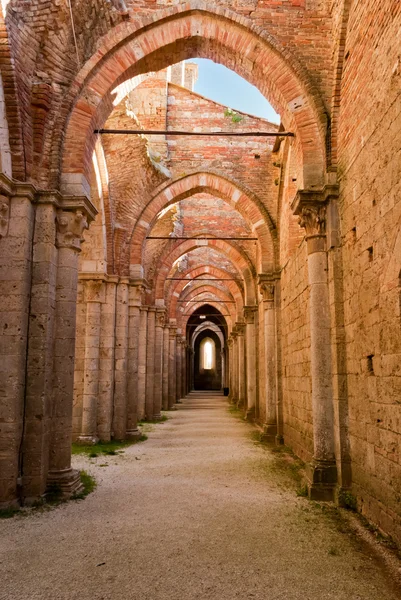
[1,392,400,600]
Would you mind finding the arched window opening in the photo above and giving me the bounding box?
[204,341,213,370]
[200,337,215,371]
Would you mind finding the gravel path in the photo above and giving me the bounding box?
[1,392,399,600]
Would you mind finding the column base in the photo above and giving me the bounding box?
[46,468,83,499]
[152,413,163,421]
[126,428,142,439]
[306,459,337,501]
[175,399,183,404]
[236,398,245,409]
[245,407,255,422]
[275,434,284,446]
[76,434,99,445]
[260,423,277,443]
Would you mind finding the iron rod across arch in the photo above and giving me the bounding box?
[95,129,294,137]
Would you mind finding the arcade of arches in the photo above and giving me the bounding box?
[0,0,400,551]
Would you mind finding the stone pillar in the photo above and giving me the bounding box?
[97,278,118,441]
[77,279,105,444]
[112,279,129,440]
[175,334,182,403]
[231,330,238,404]
[227,337,233,402]
[126,281,143,439]
[259,278,278,443]
[244,306,258,421]
[0,187,34,506]
[137,306,148,420]
[162,325,170,410]
[47,209,89,496]
[145,307,156,420]
[292,188,338,500]
[20,194,54,502]
[168,326,177,409]
[236,323,246,408]
[153,309,165,420]
[181,338,186,399]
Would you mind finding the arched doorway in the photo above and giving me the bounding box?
[193,331,222,390]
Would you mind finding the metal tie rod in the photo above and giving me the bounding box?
[178,300,235,303]
[147,236,258,240]
[95,129,294,137]
[166,277,242,283]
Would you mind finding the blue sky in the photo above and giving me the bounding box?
[190,58,280,124]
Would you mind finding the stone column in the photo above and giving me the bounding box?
[112,279,129,440]
[47,209,89,496]
[20,194,55,502]
[126,281,143,439]
[259,278,278,443]
[227,337,233,401]
[231,330,238,404]
[175,334,182,403]
[137,306,148,420]
[162,325,170,410]
[244,306,258,421]
[153,309,165,420]
[168,326,177,409]
[77,279,105,444]
[97,278,118,441]
[145,307,156,420]
[0,186,34,506]
[236,323,246,408]
[181,338,186,399]
[292,188,338,500]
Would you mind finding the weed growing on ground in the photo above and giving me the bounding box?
[328,546,340,556]
[72,471,96,500]
[72,436,147,458]
[338,489,358,511]
[0,506,21,519]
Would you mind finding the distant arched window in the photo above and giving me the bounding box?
[204,341,213,369]
[200,337,215,371]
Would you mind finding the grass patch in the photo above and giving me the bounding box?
[0,506,21,519]
[72,471,97,500]
[139,414,169,425]
[338,489,358,511]
[72,435,147,457]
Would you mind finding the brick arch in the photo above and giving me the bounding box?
[153,239,257,304]
[59,3,328,195]
[0,6,24,179]
[165,266,244,316]
[192,323,225,349]
[130,171,276,273]
[170,284,237,321]
[181,302,234,332]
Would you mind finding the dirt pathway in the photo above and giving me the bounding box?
[1,392,399,600]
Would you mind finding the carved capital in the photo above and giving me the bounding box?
[56,209,88,251]
[0,195,10,239]
[155,308,166,328]
[169,326,177,339]
[84,279,105,303]
[298,205,327,237]
[244,305,257,324]
[260,282,275,303]
[235,322,246,336]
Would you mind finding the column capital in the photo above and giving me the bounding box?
[155,308,166,328]
[56,208,88,251]
[129,280,146,306]
[291,185,339,254]
[140,305,149,313]
[84,279,106,303]
[258,274,279,304]
[235,322,246,336]
[169,326,177,338]
[243,305,257,324]
[227,337,233,347]
[0,194,10,239]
